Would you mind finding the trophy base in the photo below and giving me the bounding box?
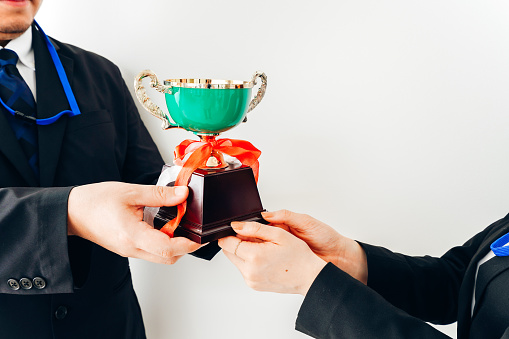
[153,164,265,244]
[154,211,267,244]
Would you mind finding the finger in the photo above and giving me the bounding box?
[269,223,290,233]
[231,239,270,261]
[231,221,285,243]
[237,234,264,243]
[219,235,265,261]
[261,210,311,230]
[218,236,242,254]
[129,184,189,208]
[222,248,245,268]
[131,248,185,265]
[134,224,201,258]
[165,236,202,256]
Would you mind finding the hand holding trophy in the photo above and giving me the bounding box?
[134,71,268,245]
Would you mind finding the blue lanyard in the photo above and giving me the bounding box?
[490,232,509,256]
[0,20,81,125]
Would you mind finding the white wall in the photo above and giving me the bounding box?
[37,1,509,338]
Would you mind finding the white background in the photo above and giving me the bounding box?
[37,1,509,338]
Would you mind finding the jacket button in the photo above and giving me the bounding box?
[33,277,46,289]
[19,278,32,289]
[7,279,19,290]
[55,306,68,320]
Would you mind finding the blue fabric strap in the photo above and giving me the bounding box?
[490,232,509,256]
[0,20,81,126]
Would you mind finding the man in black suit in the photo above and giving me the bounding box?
[0,1,201,338]
[219,209,509,338]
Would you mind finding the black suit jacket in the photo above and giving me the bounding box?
[0,26,164,338]
[296,214,509,339]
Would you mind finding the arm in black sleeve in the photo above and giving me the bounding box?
[360,215,506,324]
[296,215,509,338]
[296,263,451,339]
[0,186,74,294]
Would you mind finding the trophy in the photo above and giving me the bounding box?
[134,70,267,244]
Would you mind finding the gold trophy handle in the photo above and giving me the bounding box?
[134,70,175,130]
[247,71,267,114]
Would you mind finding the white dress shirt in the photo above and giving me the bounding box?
[2,28,36,101]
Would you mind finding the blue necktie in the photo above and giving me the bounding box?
[0,48,39,179]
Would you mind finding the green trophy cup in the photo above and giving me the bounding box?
[134,70,267,245]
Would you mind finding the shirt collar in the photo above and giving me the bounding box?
[3,28,35,72]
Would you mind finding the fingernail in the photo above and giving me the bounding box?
[174,186,188,196]
[231,221,244,231]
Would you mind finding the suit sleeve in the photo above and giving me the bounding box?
[296,263,451,338]
[0,186,74,295]
[360,216,504,325]
[296,216,508,338]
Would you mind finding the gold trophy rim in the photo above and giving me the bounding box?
[163,78,255,89]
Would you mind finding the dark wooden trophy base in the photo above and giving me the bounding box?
[153,164,265,245]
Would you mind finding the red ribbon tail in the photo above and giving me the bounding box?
[159,145,212,237]
[250,161,260,183]
[160,201,187,237]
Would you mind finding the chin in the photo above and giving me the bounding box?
[0,18,32,37]
[0,0,39,35]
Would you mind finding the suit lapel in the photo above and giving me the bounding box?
[457,221,509,338]
[472,255,509,317]
[33,25,72,187]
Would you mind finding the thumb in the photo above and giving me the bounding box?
[130,184,188,208]
[261,209,312,230]
[231,221,283,243]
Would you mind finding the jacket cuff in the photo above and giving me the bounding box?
[40,186,74,293]
[358,242,406,293]
[296,262,355,338]
[0,187,74,295]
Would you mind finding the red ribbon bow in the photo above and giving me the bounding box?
[159,137,261,237]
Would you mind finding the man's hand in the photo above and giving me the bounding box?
[218,221,327,295]
[261,210,368,284]
[67,182,201,265]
